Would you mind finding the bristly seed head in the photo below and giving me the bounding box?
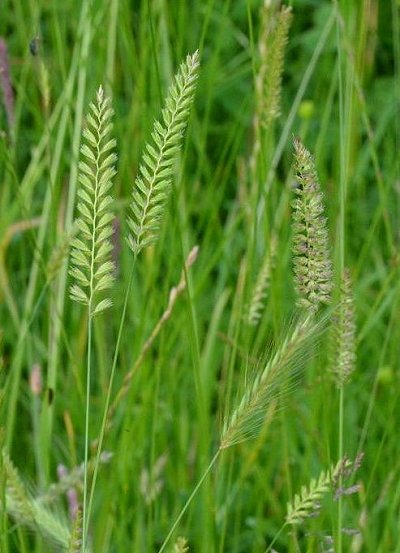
[292,137,333,314]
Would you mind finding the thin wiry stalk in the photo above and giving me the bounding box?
[127,51,200,255]
[158,451,220,553]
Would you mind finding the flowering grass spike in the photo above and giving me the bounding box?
[69,86,116,316]
[127,51,200,255]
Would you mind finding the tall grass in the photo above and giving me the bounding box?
[0,1,399,552]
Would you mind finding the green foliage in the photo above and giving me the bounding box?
[69,86,116,316]
[0,1,398,552]
[127,52,200,256]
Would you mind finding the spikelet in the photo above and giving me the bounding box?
[69,86,116,316]
[286,456,360,525]
[286,462,340,525]
[127,51,199,255]
[292,137,333,313]
[220,316,326,449]
[331,269,356,387]
[259,4,292,127]
[173,536,189,552]
[67,506,83,553]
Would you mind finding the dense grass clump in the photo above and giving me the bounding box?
[0,1,399,552]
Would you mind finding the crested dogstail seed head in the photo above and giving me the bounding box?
[127,51,200,256]
[69,85,116,316]
[292,137,333,313]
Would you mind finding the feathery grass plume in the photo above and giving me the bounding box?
[259,4,292,127]
[247,238,276,326]
[127,51,200,255]
[220,315,326,449]
[2,451,73,549]
[69,86,116,316]
[173,537,189,552]
[286,459,344,525]
[292,137,333,313]
[331,269,356,387]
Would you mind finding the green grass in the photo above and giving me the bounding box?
[0,0,399,552]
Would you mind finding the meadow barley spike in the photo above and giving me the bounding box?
[220,316,326,449]
[69,86,116,316]
[292,137,333,313]
[127,51,200,255]
[331,268,356,387]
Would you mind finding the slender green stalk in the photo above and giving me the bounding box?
[337,386,344,553]
[336,4,346,549]
[158,450,221,553]
[82,313,93,553]
[86,263,136,533]
[263,523,286,553]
